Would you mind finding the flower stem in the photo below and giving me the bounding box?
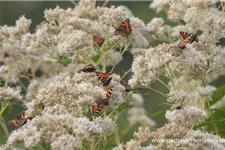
[201,79,219,135]
[156,78,170,90]
[0,115,9,137]
[206,100,219,135]
[147,87,168,98]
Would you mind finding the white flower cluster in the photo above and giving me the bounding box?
[130,0,225,88]
[195,85,216,100]
[0,87,23,102]
[165,106,208,127]
[4,114,114,149]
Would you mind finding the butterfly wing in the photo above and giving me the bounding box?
[11,113,32,127]
[11,119,26,127]
[80,64,96,73]
[93,36,105,48]
[180,31,190,39]
[178,31,196,49]
[96,72,113,86]
[106,88,113,100]
[92,99,109,114]
[121,79,132,92]
[114,19,131,37]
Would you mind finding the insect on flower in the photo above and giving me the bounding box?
[121,79,132,92]
[80,64,96,73]
[93,36,105,48]
[113,18,132,37]
[96,72,113,86]
[178,31,196,49]
[92,88,113,114]
[11,113,33,127]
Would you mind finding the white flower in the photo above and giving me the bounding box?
[195,85,216,100]
[51,134,82,150]
[128,107,156,127]
[0,87,23,102]
[165,106,208,127]
[93,117,115,136]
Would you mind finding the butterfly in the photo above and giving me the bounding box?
[114,19,132,37]
[96,72,113,86]
[178,31,196,49]
[80,64,96,73]
[121,79,132,92]
[106,88,113,100]
[11,113,33,127]
[92,88,113,114]
[93,36,105,48]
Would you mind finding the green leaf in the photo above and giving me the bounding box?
[194,107,225,138]
[60,58,72,65]
[146,111,166,119]
[210,85,225,105]
[117,103,133,112]
[1,104,12,117]
[86,107,93,121]
[102,45,116,52]
[92,50,102,64]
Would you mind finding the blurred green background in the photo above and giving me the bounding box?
[0,0,168,145]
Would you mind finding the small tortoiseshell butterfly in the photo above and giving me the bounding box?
[106,88,113,100]
[114,19,132,37]
[80,64,96,73]
[96,72,113,86]
[11,113,33,127]
[93,36,105,48]
[92,88,113,114]
[178,31,196,49]
[121,79,132,92]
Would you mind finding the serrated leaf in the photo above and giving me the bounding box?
[1,104,12,117]
[210,85,225,105]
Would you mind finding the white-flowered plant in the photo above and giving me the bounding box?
[1,0,225,150]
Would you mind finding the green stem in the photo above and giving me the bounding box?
[167,65,176,88]
[206,100,219,135]
[110,44,128,73]
[201,79,219,135]
[156,78,170,90]
[121,68,132,80]
[0,115,9,137]
[114,124,120,145]
[147,87,168,98]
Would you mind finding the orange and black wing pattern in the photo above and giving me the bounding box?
[121,79,132,92]
[80,64,96,73]
[93,36,105,48]
[92,99,109,114]
[92,88,113,114]
[11,113,33,127]
[96,72,113,86]
[106,88,113,100]
[114,19,131,37]
[178,31,196,49]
